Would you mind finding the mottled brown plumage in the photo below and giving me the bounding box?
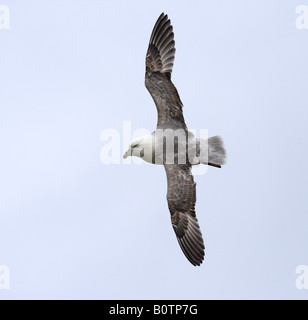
[145,13,185,129]
[165,164,205,266]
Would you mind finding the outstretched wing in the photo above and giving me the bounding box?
[164,164,205,266]
[145,13,186,129]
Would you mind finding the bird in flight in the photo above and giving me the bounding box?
[123,13,226,266]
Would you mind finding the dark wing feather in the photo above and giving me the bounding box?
[145,13,186,129]
[164,164,205,266]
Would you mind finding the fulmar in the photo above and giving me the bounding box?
[123,13,226,266]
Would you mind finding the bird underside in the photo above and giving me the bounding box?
[136,130,226,168]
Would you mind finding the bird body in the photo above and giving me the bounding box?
[123,13,226,266]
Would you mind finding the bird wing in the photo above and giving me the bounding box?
[145,13,186,129]
[164,164,205,266]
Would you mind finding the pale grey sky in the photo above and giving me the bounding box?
[0,0,308,299]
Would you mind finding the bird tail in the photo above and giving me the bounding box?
[200,136,226,168]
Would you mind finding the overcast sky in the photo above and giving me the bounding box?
[1,0,308,299]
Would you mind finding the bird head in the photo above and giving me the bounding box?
[123,134,153,161]
[123,138,142,159]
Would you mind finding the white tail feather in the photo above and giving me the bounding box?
[199,136,226,167]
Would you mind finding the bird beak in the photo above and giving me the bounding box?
[123,148,132,159]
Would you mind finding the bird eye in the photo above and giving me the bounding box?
[133,144,139,148]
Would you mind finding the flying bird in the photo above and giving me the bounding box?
[123,13,226,266]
